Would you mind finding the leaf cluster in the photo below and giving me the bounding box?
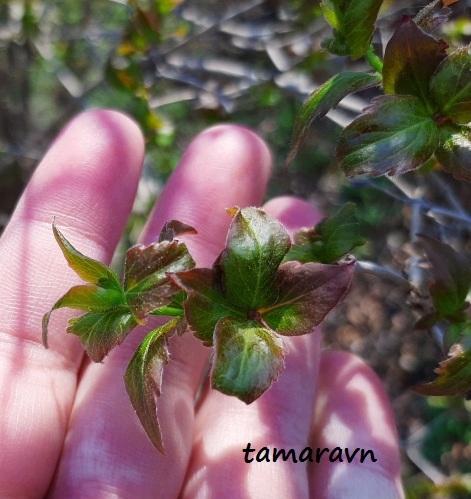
[42,207,356,452]
[289,2,471,181]
[413,237,471,398]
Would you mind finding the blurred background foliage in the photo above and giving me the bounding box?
[1,0,471,496]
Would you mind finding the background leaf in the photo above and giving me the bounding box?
[284,203,366,264]
[337,95,439,177]
[383,16,448,110]
[261,261,355,336]
[430,45,471,124]
[321,0,384,59]
[419,235,471,322]
[414,338,471,396]
[211,317,285,404]
[124,317,184,454]
[286,72,382,166]
[220,207,291,311]
[435,124,471,181]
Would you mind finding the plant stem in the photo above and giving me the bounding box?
[365,45,383,74]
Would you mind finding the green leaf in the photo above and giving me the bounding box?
[435,124,471,181]
[169,268,244,345]
[284,203,366,264]
[337,95,439,177]
[67,309,137,362]
[261,261,355,336]
[124,317,185,454]
[220,207,291,311]
[383,16,448,110]
[419,235,471,322]
[124,240,195,319]
[52,222,122,290]
[430,45,471,124]
[286,72,382,166]
[211,317,285,404]
[321,0,384,59]
[414,337,471,397]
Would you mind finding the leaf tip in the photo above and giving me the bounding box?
[225,207,239,218]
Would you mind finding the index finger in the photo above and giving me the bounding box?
[0,110,144,497]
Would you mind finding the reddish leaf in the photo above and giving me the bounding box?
[383,16,448,109]
[124,317,186,453]
[124,240,195,319]
[261,261,355,336]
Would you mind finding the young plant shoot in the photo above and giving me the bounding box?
[42,207,355,453]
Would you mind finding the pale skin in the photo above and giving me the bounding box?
[0,110,404,498]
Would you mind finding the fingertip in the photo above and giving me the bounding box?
[310,350,404,498]
[142,124,272,264]
[263,196,324,236]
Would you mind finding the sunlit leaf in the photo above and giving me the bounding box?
[284,203,366,264]
[220,207,291,311]
[414,337,471,396]
[52,222,122,290]
[169,268,244,345]
[383,16,448,109]
[42,284,127,348]
[286,72,382,166]
[67,308,137,363]
[419,235,471,321]
[430,45,471,124]
[435,124,471,181]
[211,317,285,404]
[124,240,195,319]
[337,95,439,177]
[321,0,384,59]
[261,261,355,336]
[124,317,185,454]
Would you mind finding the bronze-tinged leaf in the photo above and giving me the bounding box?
[124,240,195,319]
[158,220,197,243]
[414,339,471,396]
[211,317,286,404]
[169,268,244,345]
[383,16,448,109]
[261,261,355,336]
[124,317,184,453]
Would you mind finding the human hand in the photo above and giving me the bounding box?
[0,110,404,498]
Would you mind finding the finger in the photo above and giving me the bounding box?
[0,110,144,497]
[181,197,325,499]
[49,125,272,498]
[309,351,404,498]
